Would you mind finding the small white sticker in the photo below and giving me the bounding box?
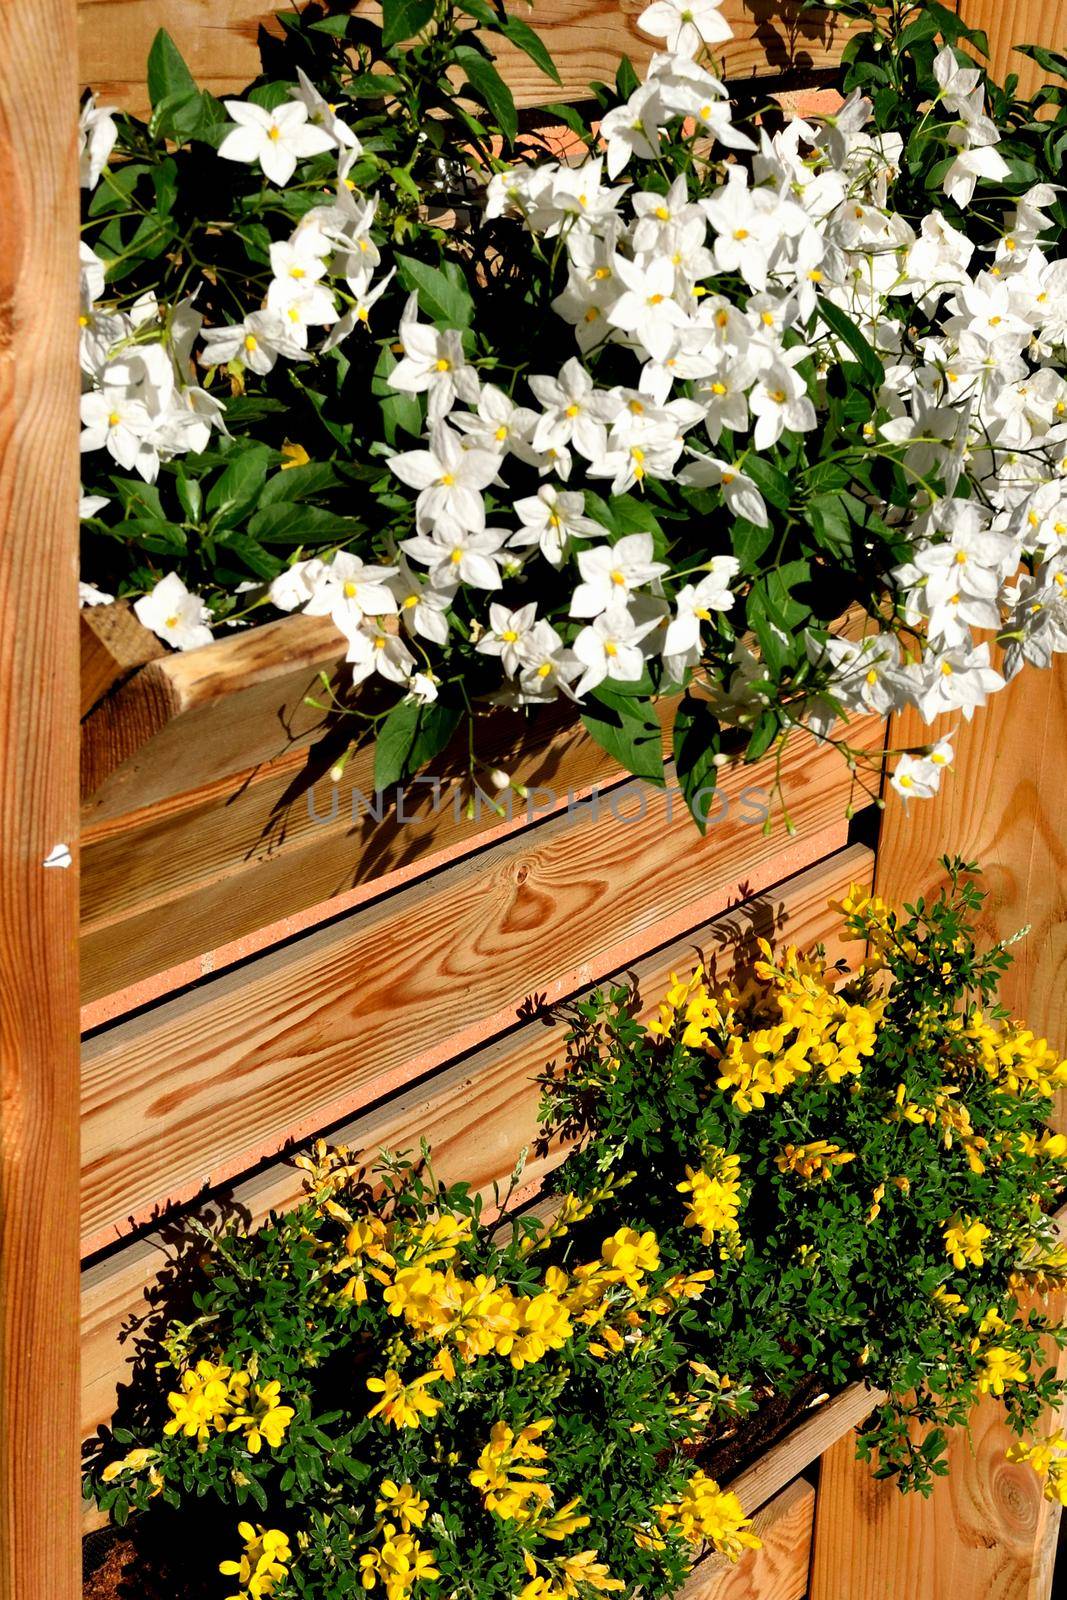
[43,844,73,869]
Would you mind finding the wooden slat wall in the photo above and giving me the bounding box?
[963,0,1067,98]
[76,0,855,110]
[0,4,83,1599]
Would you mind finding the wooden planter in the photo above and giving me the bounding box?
[0,5,1054,1600]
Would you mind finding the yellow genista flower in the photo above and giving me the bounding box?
[678,1152,743,1244]
[375,1481,428,1533]
[280,440,310,469]
[519,1549,623,1600]
[1007,1432,1067,1505]
[943,1213,991,1270]
[164,1360,247,1443]
[966,1013,1067,1098]
[656,1470,761,1562]
[100,1446,157,1483]
[359,1526,441,1600]
[774,1140,855,1184]
[599,1227,660,1291]
[932,1285,969,1319]
[366,1370,443,1429]
[228,1380,295,1454]
[470,1419,554,1520]
[219,1522,292,1600]
[974,1345,1029,1395]
[1010,1243,1067,1297]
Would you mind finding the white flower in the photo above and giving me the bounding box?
[200,311,304,375]
[572,604,661,696]
[302,551,399,640]
[749,353,817,450]
[218,99,334,187]
[932,47,983,114]
[79,581,114,607]
[679,456,767,525]
[943,142,1010,208]
[345,620,416,686]
[389,297,481,424]
[599,85,665,179]
[514,620,581,703]
[79,95,117,189]
[389,556,454,646]
[290,68,361,151]
[637,0,733,59]
[510,485,603,567]
[914,639,1005,723]
[452,383,538,457]
[662,560,740,680]
[569,532,669,619]
[320,268,396,352]
[891,739,954,801]
[477,602,539,675]
[605,253,688,362]
[79,389,157,481]
[270,558,330,612]
[134,573,214,651]
[389,424,500,542]
[79,492,110,521]
[406,670,440,704]
[529,358,610,463]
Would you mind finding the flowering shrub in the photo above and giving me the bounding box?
[86,862,1067,1597]
[77,0,1067,821]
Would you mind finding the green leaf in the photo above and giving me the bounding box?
[259,462,343,506]
[408,702,462,773]
[374,700,421,791]
[581,691,665,787]
[1015,43,1067,82]
[215,530,283,581]
[806,492,853,556]
[119,517,188,556]
[731,516,774,570]
[500,15,562,85]
[396,255,474,328]
[741,455,792,513]
[454,45,518,144]
[381,0,436,47]
[744,709,781,764]
[817,296,885,388]
[206,444,275,527]
[247,504,366,545]
[146,30,197,111]
[672,695,723,834]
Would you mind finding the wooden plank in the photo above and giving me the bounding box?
[80,716,881,1253]
[682,1477,814,1600]
[0,4,83,1599]
[79,600,163,719]
[874,657,1067,1128]
[79,693,666,1008]
[810,1346,1067,1600]
[80,841,875,1439]
[961,0,1067,101]
[77,1,856,112]
[80,611,348,818]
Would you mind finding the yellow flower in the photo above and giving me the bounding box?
[943,1213,991,1270]
[280,440,310,469]
[975,1345,1028,1395]
[228,1380,295,1454]
[656,1470,761,1562]
[164,1360,246,1442]
[678,1153,742,1244]
[366,1370,443,1429]
[101,1446,157,1482]
[219,1522,291,1600]
[1007,1432,1067,1505]
[375,1481,428,1532]
[359,1526,440,1600]
[599,1227,660,1290]
[774,1140,855,1184]
[470,1419,554,1520]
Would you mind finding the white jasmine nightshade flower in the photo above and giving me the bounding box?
[510,485,603,567]
[679,455,768,527]
[891,739,954,802]
[1001,566,1067,678]
[662,560,740,681]
[545,158,624,236]
[813,89,873,169]
[218,99,335,187]
[637,0,733,59]
[389,296,480,423]
[529,358,610,463]
[943,139,1010,209]
[477,602,540,676]
[389,424,500,542]
[266,277,339,349]
[268,226,332,291]
[389,556,454,647]
[290,67,361,152]
[301,551,399,641]
[932,46,983,115]
[807,633,912,718]
[599,85,666,179]
[79,581,115,607]
[79,95,117,189]
[79,492,110,522]
[79,388,156,480]
[200,311,304,375]
[606,253,688,361]
[270,557,330,612]
[320,267,396,352]
[569,532,669,619]
[401,525,506,592]
[406,671,440,704]
[572,603,662,696]
[514,620,581,703]
[452,383,538,458]
[702,171,784,293]
[749,352,817,450]
[914,639,1005,723]
[345,619,417,687]
[134,573,214,651]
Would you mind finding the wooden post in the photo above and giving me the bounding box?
[0,3,83,1599]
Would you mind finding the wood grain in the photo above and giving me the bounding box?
[79,690,669,1007]
[80,842,875,1441]
[80,600,164,719]
[77,1,855,112]
[962,0,1067,101]
[683,1477,814,1600]
[875,657,1067,1126]
[0,4,83,1598]
[80,718,880,1253]
[80,610,348,817]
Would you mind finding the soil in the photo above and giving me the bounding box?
[82,1377,832,1599]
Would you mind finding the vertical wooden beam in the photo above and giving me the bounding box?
[960,0,1067,99]
[0,3,82,1600]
